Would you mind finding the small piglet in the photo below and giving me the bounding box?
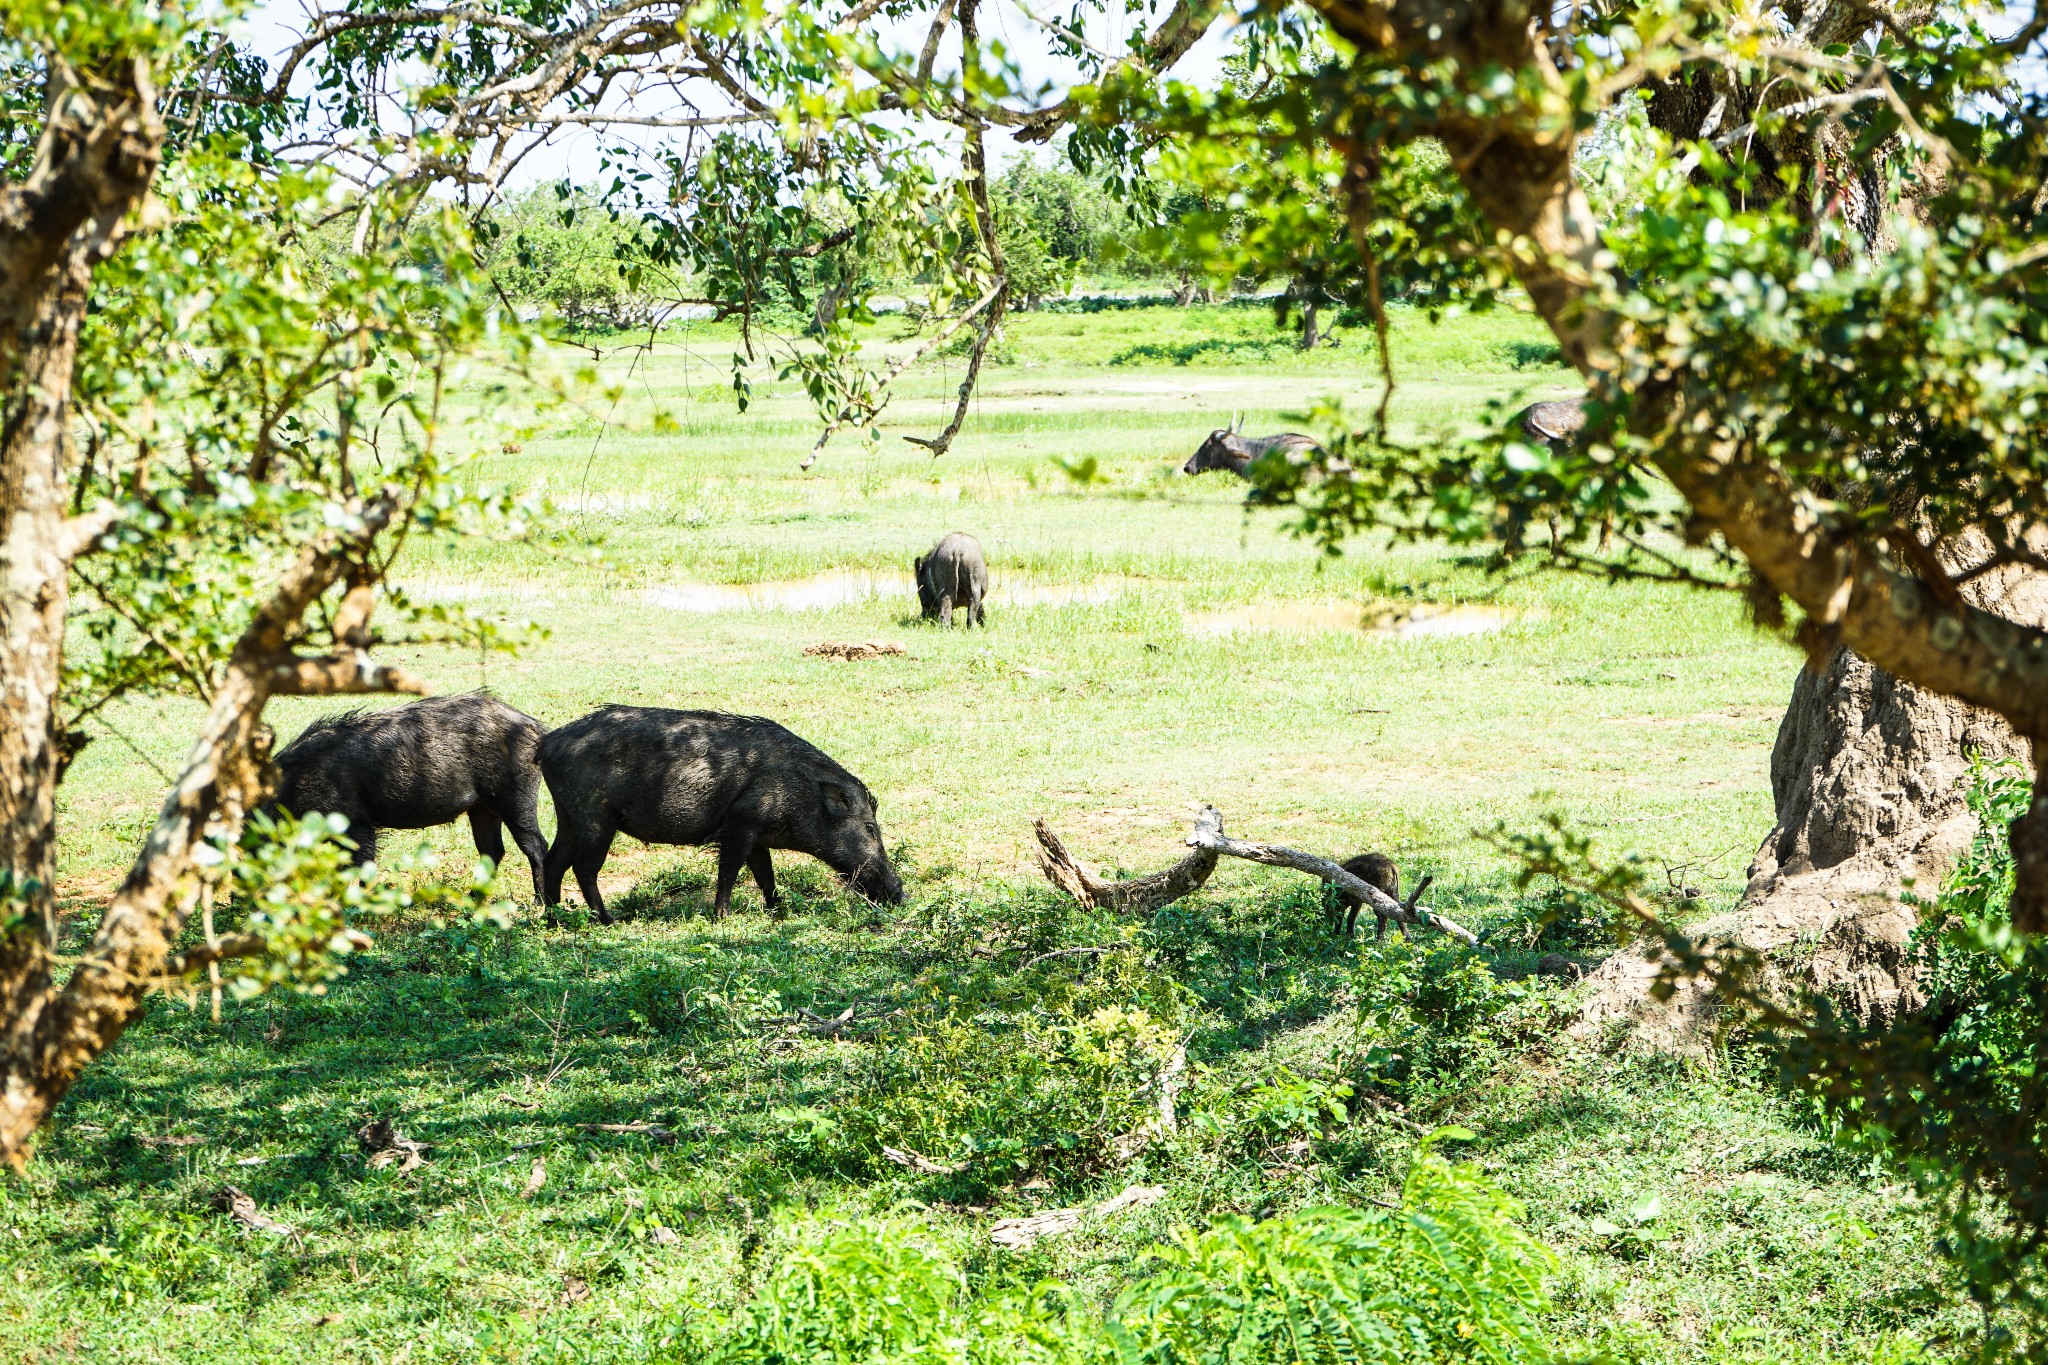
[1331,852,1402,939]
[915,532,988,628]
[268,691,549,901]
[538,706,903,923]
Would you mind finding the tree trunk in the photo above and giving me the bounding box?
[1298,296,1321,350]
[1579,553,2048,1050]
[0,58,165,1157]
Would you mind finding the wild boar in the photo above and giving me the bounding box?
[914,532,988,628]
[268,692,549,902]
[1331,852,1401,939]
[538,706,903,923]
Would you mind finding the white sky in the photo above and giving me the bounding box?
[233,0,1242,188]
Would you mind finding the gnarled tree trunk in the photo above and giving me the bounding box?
[1580,559,2048,1050]
[0,57,166,1162]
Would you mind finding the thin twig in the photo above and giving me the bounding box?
[1019,945,1131,971]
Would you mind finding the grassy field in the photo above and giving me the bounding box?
[2,301,1968,1362]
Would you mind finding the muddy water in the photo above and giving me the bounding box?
[1184,601,1523,640]
[641,572,1136,614]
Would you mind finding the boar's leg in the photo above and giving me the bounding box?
[469,806,506,869]
[712,831,760,919]
[542,825,572,911]
[746,846,778,911]
[553,813,617,925]
[344,824,379,869]
[504,812,550,906]
[499,773,552,904]
[937,591,955,628]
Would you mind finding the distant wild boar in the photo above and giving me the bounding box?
[1515,396,1586,447]
[914,531,988,628]
[268,692,549,901]
[1182,413,1321,478]
[1331,852,1401,939]
[538,706,903,923]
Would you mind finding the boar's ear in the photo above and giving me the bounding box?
[818,780,856,818]
[913,555,926,574]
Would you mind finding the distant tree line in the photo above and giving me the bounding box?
[474,148,1347,329]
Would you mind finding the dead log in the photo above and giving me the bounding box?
[1032,809,1220,913]
[1185,810,1478,946]
[1031,807,1477,946]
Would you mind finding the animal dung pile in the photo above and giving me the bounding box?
[803,641,908,661]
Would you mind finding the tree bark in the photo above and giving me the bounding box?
[1033,816,1218,914]
[0,53,434,1165]
[0,498,422,1164]
[0,56,165,1154]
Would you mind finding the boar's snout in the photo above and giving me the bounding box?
[847,857,904,905]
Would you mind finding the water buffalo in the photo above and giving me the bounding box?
[1182,413,1321,477]
[914,531,987,628]
[1331,852,1402,939]
[538,706,903,923]
[267,692,549,902]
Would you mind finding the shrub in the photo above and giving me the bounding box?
[706,1221,965,1365]
[618,946,784,1037]
[1351,942,1534,1099]
[843,997,1182,1180]
[1107,1146,1553,1365]
[663,1149,1555,1364]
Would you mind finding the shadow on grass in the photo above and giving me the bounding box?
[1107,338,1297,367]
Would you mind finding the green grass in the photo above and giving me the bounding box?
[1,301,1969,1362]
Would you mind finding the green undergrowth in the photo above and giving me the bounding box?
[2,866,1968,1362]
[13,296,1945,1362]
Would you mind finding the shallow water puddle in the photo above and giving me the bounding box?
[645,571,907,613]
[1376,603,1525,638]
[1186,601,1522,639]
[643,572,1133,613]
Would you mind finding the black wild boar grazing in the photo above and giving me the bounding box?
[268,692,550,902]
[1182,413,1321,478]
[539,706,903,923]
[1331,852,1401,939]
[914,531,988,628]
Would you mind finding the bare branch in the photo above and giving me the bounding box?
[1183,811,1479,945]
[1032,814,1218,914]
[799,280,1004,470]
[56,501,121,562]
[158,934,266,980]
[1032,808,1478,945]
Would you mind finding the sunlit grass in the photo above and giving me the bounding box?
[3,301,1957,1365]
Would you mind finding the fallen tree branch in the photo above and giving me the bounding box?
[1031,812,1219,914]
[1187,812,1478,946]
[882,1144,963,1175]
[795,1004,856,1037]
[1030,807,1477,945]
[1018,945,1130,971]
[211,1184,295,1237]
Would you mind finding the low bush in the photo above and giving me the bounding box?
[661,1146,1553,1364]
